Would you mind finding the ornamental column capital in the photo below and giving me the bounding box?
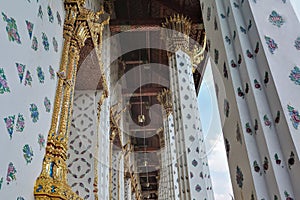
[157,89,173,117]
[161,14,192,53]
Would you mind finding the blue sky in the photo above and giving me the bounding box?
[198,60,233,200]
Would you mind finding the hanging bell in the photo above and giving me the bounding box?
[138,114,145,123]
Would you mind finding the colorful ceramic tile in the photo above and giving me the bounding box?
[24,70,32,86]
[30,104,39,123]
[25,20,34,39]
[288,151,295,169]
[225,36,231,45]
[269,11,284,27]
[195,184,201,192]
[289,66,300,85]
[0,68,11,94]
[247,19,252,31]
[6,162,17,184]
[254,42,260,54]
[240,26,246,34]
[287,104,300,129]
[16,63,25,83]
[23,144,33,164]
[247,50,254,59]
[274,153,281,165]
[254,79,261,90]
[263,157,269,171]
[4,115,15,139]
[237,87,244,98]
[44,97,51,112]
[56,11,62,26]
[16,113,25,132]
[294,37,300,50]
[38,5,43,19]
[245,122,252,134]
[231,60,237,68]
[42,32,49,51]
[214,17,218,30]
[214,49,219,64]
[224,99,229,117]
[245,83,249,94]
[253,161,260,173]
[2,12,21,44]
[31,36,38,51]
[49,65,55,79]
[264,72,269,86]
[236,166,243,188]
[237,54,242,65]
[284,191,293,200]
[0,177,3,190]
[275,111,280,124]
[254,119,258,133]
[236,123,242,145]
[36,66,45,83]
[47,5,54,23]
[223,63,228,79]
[38,134,45,150]
[207,7,211,21]
[265,36,278,54]
[52,37,58,52]
[263,114,272,128]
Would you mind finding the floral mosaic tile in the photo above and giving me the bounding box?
[24,70,32,86]
[2,12,21,44]
[38,5,43,19]
[6,162,17,184]
[0,68,10,94]
[42,32,49,51]
[31,36,38,51]
[289,66,300,85]
[4,115,15,139]
[48,65,55,80]
[47,5,54,23]
[263,114,271,128]
[56,11,62,26]
[294,37,300,50]
[25,20,34,39]
[287,104,300,129]
[44,97,51,112]
[265,36,278,54]
[23,144,34,164]
[269,11,284,27]
[38,134,45,150]
[0,177,3,190]
[53,37,58,52]
[16,63,25,83]
[16,113,25,132]
[236,166,243,188]
[254,79,261,90]
[29,103,39,123]
[36,66,45,83]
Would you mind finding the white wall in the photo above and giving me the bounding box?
[0,0,64,199]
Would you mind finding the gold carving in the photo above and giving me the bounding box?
[34,1,109,199]
[157,89,173,117]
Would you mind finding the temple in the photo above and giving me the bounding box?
[0,0,299,200]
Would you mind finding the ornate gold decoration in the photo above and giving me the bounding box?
[34,1,110,199]
[157,89,173,117]
[161,14,192,53]
[162,15,206,70]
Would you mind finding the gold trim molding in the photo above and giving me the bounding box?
[34,1,110,199]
